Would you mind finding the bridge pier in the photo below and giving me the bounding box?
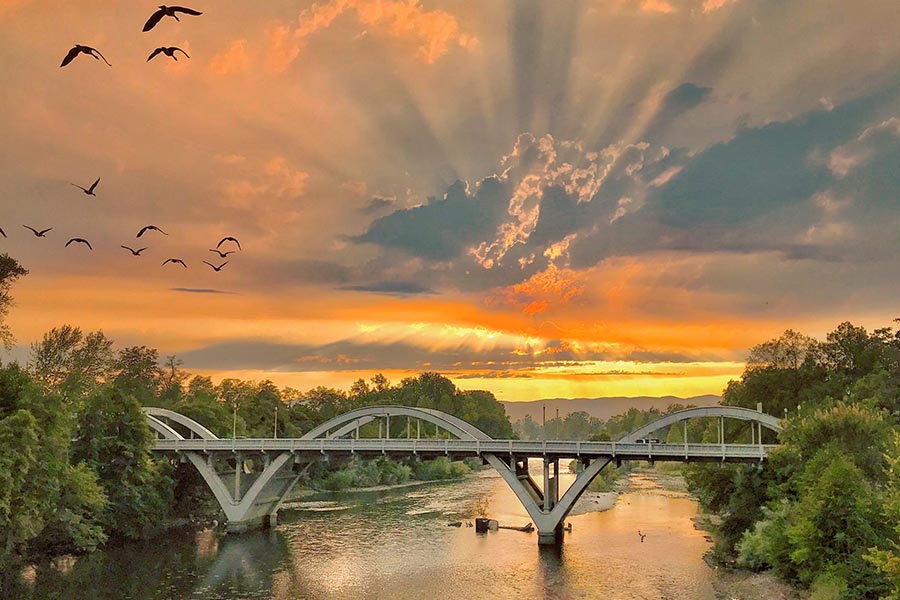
[183,451,305,534]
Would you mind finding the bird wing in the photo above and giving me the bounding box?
[143,9,165,32]
[65,239,74,247]
[60,46,81,67]
[171,6,203,15]
[136,247,147,254]
[176,260,187,267]
[137,226,149,237]
[0,227,6,238]
[147,47,164,62]
[218,261,228,269]
[23,225,37,234]
[121,245,134,252]
[70,182,87,192]
[162,259,172,265]
[84,240,93,249]
[89,47,111,66]
[39,228,53,235]
[173,47,190,58]
[202,261,214,269]
[87,177,100,193]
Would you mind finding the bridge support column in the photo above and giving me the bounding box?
[183,451,306,534]
[484,454,613,546]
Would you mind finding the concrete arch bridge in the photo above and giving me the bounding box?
[147,405,780,545]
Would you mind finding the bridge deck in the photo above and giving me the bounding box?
[152,438,774,463]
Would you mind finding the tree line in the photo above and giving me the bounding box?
[683,322,900,600]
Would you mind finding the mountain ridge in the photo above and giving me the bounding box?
[500,394,722,422]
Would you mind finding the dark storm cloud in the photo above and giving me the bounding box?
[351,79,900,295]
[171,288,235,295]
[650,86,898,228]
[361,196,395,214]
[353,177,508,260]
[177,335,708,375]
[644,83,712,135]
[338,281,437,295]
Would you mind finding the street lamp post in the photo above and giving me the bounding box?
[232,401,238,439]
[274,405,279,439]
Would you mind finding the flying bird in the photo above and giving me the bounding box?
[142,6,203,32]
[208,248,235,258]
[216,236,241,250]
[0,227,5,238]
[71,176,100,196]
[162,258,187,268]
[121,245,147,256]
[60,45,111,67]
[137,225,168,238]
[638,530,646,543]
[65,238,93,250]
[202,261,227,272]
[147,46,190,62]
[23,225,52,237]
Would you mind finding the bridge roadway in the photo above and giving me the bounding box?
[153,437,774,463]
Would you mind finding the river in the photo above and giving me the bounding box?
[12,470,717,600]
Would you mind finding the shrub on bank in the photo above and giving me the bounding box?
[414,457,471,480]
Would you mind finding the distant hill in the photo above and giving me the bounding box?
[501,395,721,423]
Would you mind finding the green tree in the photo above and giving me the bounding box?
[0,254,27,349]
[113,346,162,405]
[71,386,173,542]
[28,326,114,403]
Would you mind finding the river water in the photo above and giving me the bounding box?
[13,471,716,600]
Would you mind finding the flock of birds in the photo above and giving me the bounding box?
[13,6,244,273]
[60,5,201,67]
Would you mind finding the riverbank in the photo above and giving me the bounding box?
[691,507,807,599]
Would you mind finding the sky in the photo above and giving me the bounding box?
[1,0,899,402]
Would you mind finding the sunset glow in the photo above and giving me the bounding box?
[3,0,899,400]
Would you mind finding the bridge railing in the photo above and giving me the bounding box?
[152,437,776,459]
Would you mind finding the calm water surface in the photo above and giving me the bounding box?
[14,471,716,600]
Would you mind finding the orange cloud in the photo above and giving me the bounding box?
[640,0,675,13]
[488,265,586,315]
[210,39,250,76]
[266,0,477,72]
[702,0,735,12]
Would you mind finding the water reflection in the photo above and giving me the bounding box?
[10,472,717,600]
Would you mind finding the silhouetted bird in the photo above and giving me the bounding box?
[71,176,100,196]
[216,236,241,250]
[202,260,227,272]
[142,6,203,32]
[208,248,235,258]
[65,238,93,250]
[137,225,168,238]
[60,45,111,67]
[0,227,5,238]
[23,225,52,237]
[147,46,190,62]
[162,258,187,268]
[121,245,147,256]
[638,530,646,543]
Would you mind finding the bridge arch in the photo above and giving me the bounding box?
[301,405,492,441]
[618,406,781,443]
[143,407,219,440]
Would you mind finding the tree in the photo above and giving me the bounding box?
[113,346,162,405]
[0,254,27,349]
[28,326,114,403]
[0,364,105,562]
[71,386,173,541]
